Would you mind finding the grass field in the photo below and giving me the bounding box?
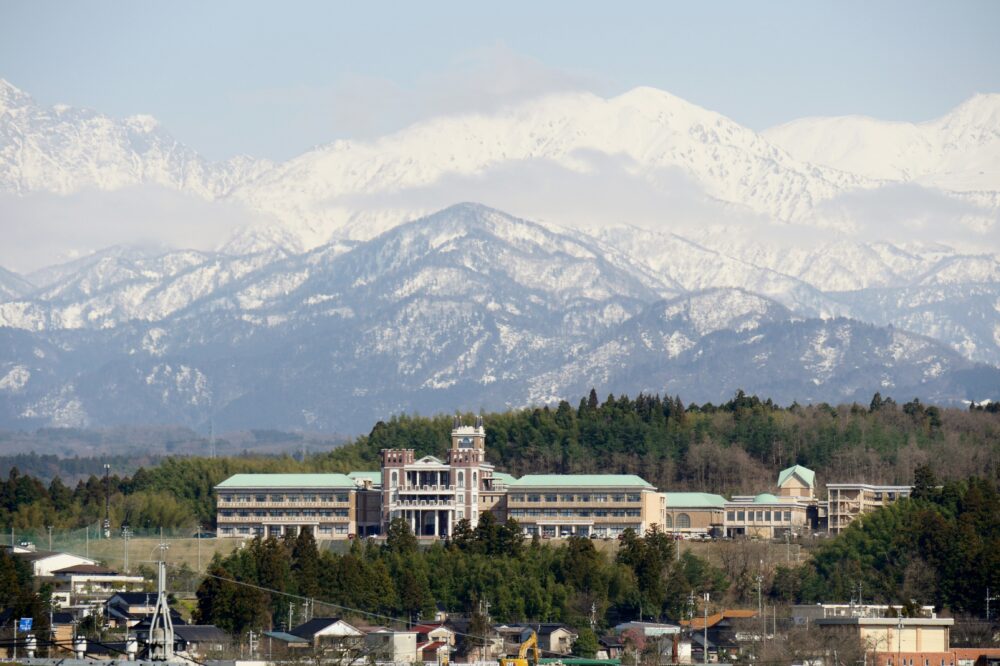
[55,535,242,573]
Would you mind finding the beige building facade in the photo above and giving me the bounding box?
[827,483,912,534]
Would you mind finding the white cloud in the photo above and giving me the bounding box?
[0,186,267,274]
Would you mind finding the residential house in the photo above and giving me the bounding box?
[497,623,578,656]
[3,546,98,577]
[365,629,419,663]
[681,609,758,662]
[50,564,144,609]
[173,625,230,659]
[289,617,365,652]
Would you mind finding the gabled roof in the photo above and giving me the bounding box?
[414,455,446,465]
[174,625,229,643]
[216,473,355,489]
[664,492,727,509]
[753,493,779,504]
[109,592,155,605]
[53,564,120,575]
[682,609,757,631]
[492,472,518,484]
[778,465,815,488]
[263,631,309,644]
[509,475,653,489]
[290,617,361,639]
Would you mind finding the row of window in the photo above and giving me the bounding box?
[220,493,350,503]
[509,493,642,503]
[509,509,642,518]
[726,510,794,523]
[219,509,349,518]
[219,525,349,536]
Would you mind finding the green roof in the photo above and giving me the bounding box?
[509,474,653,489]
[753,493,780,504]
[778,465,815,488]
[664,492,727,509]
[348,471,382,484]
[493,472,518,484]
[216,473,356,489]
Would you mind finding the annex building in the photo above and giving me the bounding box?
[214,419,911,540]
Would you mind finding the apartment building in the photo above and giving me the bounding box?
[215,473,361,538]
[827,483,912,534]
[506,474,662,538]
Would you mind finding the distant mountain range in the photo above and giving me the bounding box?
[0,80,997,432]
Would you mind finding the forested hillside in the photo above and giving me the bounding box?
[1,391,998,529]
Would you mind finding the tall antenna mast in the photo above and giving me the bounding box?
[147,541,174,660]
[103,463,111,539]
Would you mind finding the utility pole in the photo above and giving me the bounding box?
[122,526,131,572]
[47,525,53,551]
[103,463,111,538]
[703,592,709,666]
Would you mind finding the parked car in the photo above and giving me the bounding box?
[193,531,216,539]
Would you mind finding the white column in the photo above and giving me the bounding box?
[434,511,439,537]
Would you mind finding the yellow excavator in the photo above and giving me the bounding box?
[499,631,541,666]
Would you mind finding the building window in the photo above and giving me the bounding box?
[784,511,792,522]
[677,514,691,529]
[391,471,398,488]
[545,494,557,502]
[664,515,673,528]
[737,511,745,521]
[765,511,771,522]
[626,494,641,502]
[458,471,465,487]
[727,511,735,521]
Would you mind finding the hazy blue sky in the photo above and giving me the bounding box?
[2,1,999,160]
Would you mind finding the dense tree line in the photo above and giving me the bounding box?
[194,518,727,638]
[2,391,998,530]
[770,468,1000,616]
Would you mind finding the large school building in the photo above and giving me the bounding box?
[214,419,909,539]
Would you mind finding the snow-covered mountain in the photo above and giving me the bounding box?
[1,79,999,431]
[764,94,1000,192]
[231,87,882,250]
[0,79,271,197]
[0,204,996,432]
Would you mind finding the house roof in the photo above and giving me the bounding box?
[174,625,229,643]
[216,473,356,489]
[753,493,779,504]
[509,475,653,489]
[664,492,727,509]
[419,641,448,652]
[600,636,624,648]
[492,472,518,484]
[413,623,451,635]
[778,465,815,488]
[290,617,360,639]
[53,564,119,575]
[110,592,155,605]
[263,631,309,644]
[682,609,757,631]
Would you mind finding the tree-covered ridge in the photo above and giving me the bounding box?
[2,391,998,530]
[195,517,726,638]
[771,472,1000,616]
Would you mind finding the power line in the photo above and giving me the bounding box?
[198,567,572,658]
